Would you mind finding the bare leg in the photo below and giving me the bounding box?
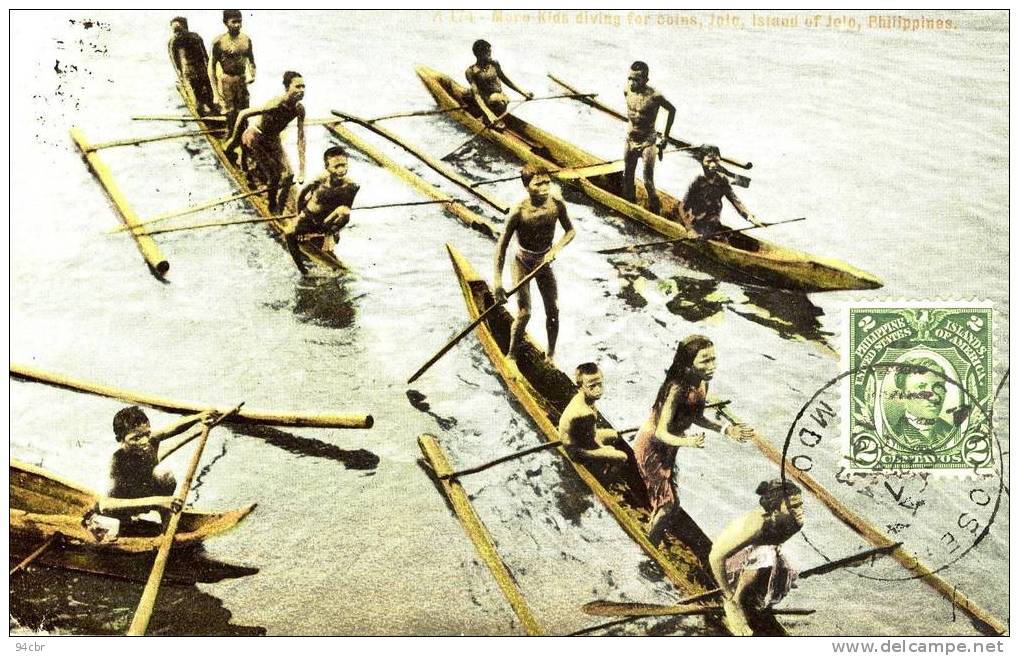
[642,143,661,214]
[507,255,532,361]
[534,265,559,361]
[622,143,640,201]
[647,500,676,546]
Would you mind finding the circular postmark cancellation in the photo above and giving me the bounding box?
[779,304,1001,582]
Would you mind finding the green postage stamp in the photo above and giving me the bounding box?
[845,304,994,474]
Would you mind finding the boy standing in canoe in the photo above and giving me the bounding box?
[286,146,360,274]
[167,17,218,117]
[493,163,576,366]
[466,39,534,126]
[622,61,675,215]
[558,363,629,465]
[708,479,804,636]
[223,71,307,214]
[681,146,763,235]
[209,10,256,134]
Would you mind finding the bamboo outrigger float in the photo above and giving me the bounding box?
[417,67,883,293]
[418,434,544,635]
[70,127,170,278]
[11,363,374,429]
[443,243,787,636]
[324,121,500,238]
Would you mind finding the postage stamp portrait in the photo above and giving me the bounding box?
[846,304,993,474]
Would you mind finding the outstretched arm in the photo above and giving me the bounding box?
[493,207,521,301]
[708,512,761,599]
[495,61,533,99]
[150,409,219,444]
[725,186,763,227]
[653,386,707,448]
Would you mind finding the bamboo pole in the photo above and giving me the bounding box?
[10,363,373,429]
[9,534,61,575]
[330,110,510,215]
[126,404,240,635]
[325,122,499,238]
[108,186,271,234]
[419,434,544,636]
[70,127,170,278]
[87,128,222,151]
[132,115,226,122]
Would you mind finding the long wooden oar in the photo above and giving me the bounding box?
[441,441,563,480]
[10,363,373,429]
[439,92,598,161]
[10,534,61,576]
[132,114,227,123]
[126,403,242,636]
[130,213,298,237]
[86,128,224,152]
[597,218,806,255]
[107,186,272,234]
[582,543,901,621]
[407,255,556,384]
[548,73,752,170]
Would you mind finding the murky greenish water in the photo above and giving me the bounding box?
[9,10,1008,636]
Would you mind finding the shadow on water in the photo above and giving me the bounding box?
[10,565,266,636]
[406,390,459,431]
[731,286,836,355]
[229,424,379,471]
[290,275,360,329]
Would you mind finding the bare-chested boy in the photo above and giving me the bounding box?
[224,71,306,213]
[493,163,576,364]
[558,363,629,465]
[168,17,217,116]
[623,61,675,215]
[286,146,359,274]
[466,39,534,126]
[209,10,256,133]
[682,146,763,235]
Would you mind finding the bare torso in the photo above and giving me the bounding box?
[514,196,564,252]
[466,61,502,98]
[625,85,661,143]
[255,95,305,139]
[212,33,253,76]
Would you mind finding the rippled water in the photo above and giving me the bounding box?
[9,10,1008,636]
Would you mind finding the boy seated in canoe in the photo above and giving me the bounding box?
[285,146,359,274]
[708,479,804,636]
[680,146,763,236]
[465,39,533,127]
[493,163,576,367]
[94,406,220,526]
[558,362,629,466]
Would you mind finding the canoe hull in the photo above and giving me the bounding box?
[418,66,881,292]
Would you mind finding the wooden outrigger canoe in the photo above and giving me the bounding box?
[10,459,255,584]
[172,72,345,272]
[418,67,882,293]
[444,243,787,636]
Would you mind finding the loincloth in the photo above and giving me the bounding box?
[242,126,290,180]
[219,73,249,113]
[515,245,550,274]
[725,545,798,607]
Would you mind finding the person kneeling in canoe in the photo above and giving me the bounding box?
[633,335,755,546]
[559,363,629,467]
[286,146,360,274]
[680,146,763,236]
[223,71,307,214]
[493,163,576,368]
[92,406,220,528]
[708,479,804,636]
[465,39,534,127]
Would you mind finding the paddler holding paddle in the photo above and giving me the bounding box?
[681,146,764,235]
[493,163,576,368]
[623,61,676,215]
[708,479,804,636]
[286,146,359,274]
[466,39,534,127]
[223,70,307,214]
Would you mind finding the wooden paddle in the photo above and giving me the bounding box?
[440,441,563,480]
[86,128,225,152]
[130,213,298,237]
[126,403,243,636]
[597,218,807,255]
[132,114,227,122]
[547,73,753,170]
[407,255,557,384]
[581,543,902,619]
[107,186,273,234]
[440,92,598,160]
[9,534,61,576]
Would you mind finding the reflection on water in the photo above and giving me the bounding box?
[406,390,458,431]
[229,424,380,471]
[734,287,836,356]
[9,565,265,636]
[291,275,360,329]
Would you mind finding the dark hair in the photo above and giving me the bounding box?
[651,335,713,413]
[700,145,721,162]
[575,362,600,380]
[283,71,303,89]
[223,10,242,23]
[756,479,802,512]
[323,146,347,163]
[171,16,188,29]
[894,356,945,391]
[113,406,149,441]
[472,39,492,58]
[521,162,550,187]
[630,60,649,75]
